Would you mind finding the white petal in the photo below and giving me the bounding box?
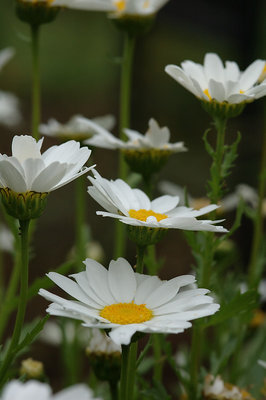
[134,276,162,305]
[240,59,265,91]
[204,53,225,83]
[53,384,94,400]
[145,277,183,308]
[165,65,199,96]
[85,258,115,306]
[108,258,136,303]
[0,159,27,192]
[208,79,226,102]
[31,162,68,192]
[12,135,43,163]
[108,325,141,346]
[151,195,179,213]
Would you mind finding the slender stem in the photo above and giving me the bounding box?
[0,238,21,341]
[75,175,87,268]
[127,342,138,400]
[0,219,30,387]
[189,324,202,400]
[114,33,136,259]
[248,103,266,287]
[120,344,130,400]
[31,24,41,141]
[153,334,163,382]
[109,381,119,400]
[136,245,145,273]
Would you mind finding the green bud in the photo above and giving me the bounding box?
[127,225,167,246]
[86,351,121,384]
[16,0,60,26]
[201,99,246,119]
[0,188,48,220]
[123,149,172,181]
[111,14,155,36]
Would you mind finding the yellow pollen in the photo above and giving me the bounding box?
[143,0,149,8]
[114,0,126,11]
[240,89,245,94]
[100,302,153,324]
[129,209,167,222]
[203,88,212,100]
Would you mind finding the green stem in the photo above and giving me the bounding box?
[136,245,145,273]
[109,381,119,400]
[248,104,266,287]
[0,219,30,387]
[153,334,163,382]
[189,323,202,400]
[114,33,136,260]
[0,237,21,341]
[120,344,130,400]
[75,175,87,268]
[127,342,138,400]
[31,24,41,141]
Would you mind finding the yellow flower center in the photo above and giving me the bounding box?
[240,89,245,94]
[128,209,167,222]
[114,0,126,11]
[203,88,212,100]
[100,302,153,324]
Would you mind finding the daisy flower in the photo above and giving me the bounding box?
[39,257,219,345]
[87,169,227,244]
[165,53,266,118]
[203,374,254,400]
[0,380,100,400]
[52,0,170,17]
[0,135,93,219]
[39,114,115,142]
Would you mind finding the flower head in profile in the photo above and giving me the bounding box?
[86,118,186,179]
[0,135,93,219]
[39,114,115,143]
[87,169,227,246]
[16,0,61,26]
[39,257,219,346]
[0,380,100,400]
[165,53,266,118]
[53,0,170,17]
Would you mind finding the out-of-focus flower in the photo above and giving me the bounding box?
[0,135,93,220]
[203,374,254,400]
[39,321,90,347]
[39,257,219,346]
[0,48,21,128]
[87,169,227,245]
[85,118,186,179]
[86,328,121,356]
[0,380,101,400]
[165,53,266,118]
[159,181,259,213]
[39,114,115,142]
[0,224,14,253]
[20,358,44,379]
[258,360,266,369]
[51,0,170,17]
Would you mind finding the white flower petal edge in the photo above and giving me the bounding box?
[258,360,266,369]
[87,169,228,233]
[0,380,101,400]
[39,114,115,140]
[165,53,266,104]
[85,118,187,152]
[0,47,15,72]
[52,0,170,16]
[39,257,220,346]
[0,135,94,193]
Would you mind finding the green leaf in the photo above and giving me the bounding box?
[202,129,214,156]
[15,315,49,354]
[203,290,258,327]
[221,131,241,179]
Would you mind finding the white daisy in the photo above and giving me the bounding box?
[203,374,254,400]
[51,0,170,17]
[86,118,186,153]
[0,380,100,400]
[0,135,93,194]
[39,257,219,346]
[86,328,121,355]
[87,169,227,233]
[39,114,115,142]
[165,53,266,105]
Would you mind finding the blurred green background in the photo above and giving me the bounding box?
[0,0,266,395]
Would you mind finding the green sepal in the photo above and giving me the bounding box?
[123,149,171,181]
[16,0,60,26]
[86,352,121,383]
[201,99,246,119]
[111,13,155,36]
[127,225,167,246]
[0,188,48,220]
